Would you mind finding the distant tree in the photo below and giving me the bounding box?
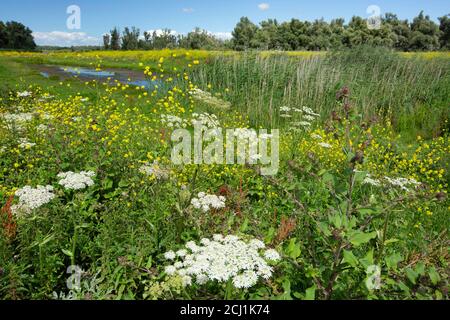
[0,21,7,48]
[384,13,411,51]
[110,27,120,50]
[150,29,178,49]
[438,14,450,49]
[255,19,280,50]
[308,19,332,50]
[232,17,259,50]
[103,33,110,50]
[121,27,140,50]
[344,16,372,47]
[409,11,440,51]
[179,28,223,50]
[1,21,36,50]
[329,19,346,48]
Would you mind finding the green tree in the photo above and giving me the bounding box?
[3,21,36,50]
[180,28,222,50]
[0,21,7,48]
[384,13,411,51]
[308,19,332,50]
[409,11,440,51]
[110,28,120,50]
[438,14,450,49]
[329,19,345,49]
[232,17,259,50]
[121,27,140,50]
[255,19,280,50]
[344,16,372,48]
[103,33,110,50]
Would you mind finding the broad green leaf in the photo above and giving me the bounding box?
[428,267,441,285]
[385,252,403,270]
[349,231,377,246]
[359,249,374,268]
[405,268,418,284]
[343,250,359,268]
[286,238,301,259]
[304,285,316,300]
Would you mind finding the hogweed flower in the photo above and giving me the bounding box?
[191,192,226,212]
[57,171,96,190]
[11,185,55,216]
[162,235,281,289]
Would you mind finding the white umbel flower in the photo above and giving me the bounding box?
[164,250,176,260]
[57,171,96,190]
[17,91,32,97]
[162,235,281,290]
[191,192,226,212]
[12,185,55,216]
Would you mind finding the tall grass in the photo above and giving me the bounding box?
[192,47,449,139]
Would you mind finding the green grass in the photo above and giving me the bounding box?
[191,47,450,141]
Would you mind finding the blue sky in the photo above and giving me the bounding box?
[1,0,449,46]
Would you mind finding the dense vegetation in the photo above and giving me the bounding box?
[103,12,450,51]
[0,48,448,300]
[0,21,36,50]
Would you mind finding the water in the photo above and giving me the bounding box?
[38,65,159,88]
[60,67,115,78]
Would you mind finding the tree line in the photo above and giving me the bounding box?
[0,21,36,50]
[103,27,225,50]
[105,11,449,51]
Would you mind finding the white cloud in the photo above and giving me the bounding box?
[258,3,270,11]
[145,29,178,36]
[182,8,195,13]
[33,31,100,46]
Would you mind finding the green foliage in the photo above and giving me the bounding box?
[0,21,36,50]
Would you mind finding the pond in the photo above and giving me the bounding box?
[35,65,160,89]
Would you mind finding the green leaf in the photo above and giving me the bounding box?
[385,252,403,270]
[349,231,377,246]
[414,262,425,276]
[304,285,316,300]
[239,218,249,232]
[428,267,441,285]
[322,172,335,186]
[286,238,301,260]
[405,268,418,285]
[354,171,367,184]
[61,248,73,258]
[343,250,359,268]
[359,249,374,268]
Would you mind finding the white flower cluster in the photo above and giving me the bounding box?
[280,106,320,132]
[57,171,96,190]
[191,112,220,129]
[361,173,421,191]
[362,174,382,187]
[384,176,421,191]
[191,192,226,212]
[139,161,169,180]
[2,112,34,124]
[161,114,189,128]
[189,88,231,110]
[163,235,281,289]
[318,142,332,149]
[18,138,36,149]
[37,124,49,133]
[11,185,55,216]
[17,91,32,98]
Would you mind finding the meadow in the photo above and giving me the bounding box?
[0,47,449,300]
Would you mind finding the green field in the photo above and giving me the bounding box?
[0,48,449,300]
